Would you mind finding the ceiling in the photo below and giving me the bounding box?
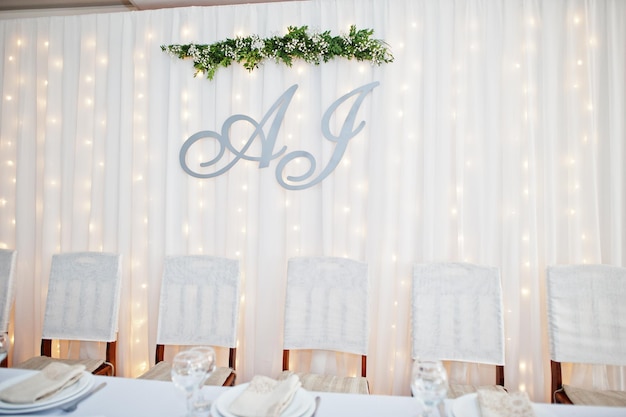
[0,0,293,12]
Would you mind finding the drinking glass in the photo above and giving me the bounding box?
[0,333,8,363]
[191,346,217,385]
[171,350,206,417]
[190,346,217,416]
[411,359,448,417]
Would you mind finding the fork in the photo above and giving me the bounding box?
[311,396,321,417]
[60,382,107,412]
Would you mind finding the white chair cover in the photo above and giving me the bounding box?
[0,249,17,333]
[546,264,626,366]
[283,257,369,355]
[411,263,505,366]
[42,252,122,342]
[156,255,240,347]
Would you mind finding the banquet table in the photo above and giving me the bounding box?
[1,368,625,417]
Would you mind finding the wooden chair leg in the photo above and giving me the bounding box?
[361,355,367,378]
[223,371,236,386]
[282,350,290,371]
[228,347,237,370]
[550,360,573,404]
[155,344,165,363]
[93,362,114,376]
[41,339,52,357]
[105,341,116,376]
[496,365,505,387]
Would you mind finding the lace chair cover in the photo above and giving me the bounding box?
[546,264,626,366]
[42,252,122,342]
[411,263,505,366]
[156,255,240,348]
[283,257,369,355]
[0,249,17,333]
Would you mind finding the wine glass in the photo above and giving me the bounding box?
[411,359,448,417]
[191,346,217,385]
[190,346,216,415]
[0,333,8,364]
[171,350,206,417]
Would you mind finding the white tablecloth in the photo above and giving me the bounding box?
[0,368,624,416]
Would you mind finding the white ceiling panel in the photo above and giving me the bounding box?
[130,0,295,9]
[0,0,300,11]
[0,0,130,10]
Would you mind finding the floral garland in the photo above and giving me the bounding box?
[161,25,394,80]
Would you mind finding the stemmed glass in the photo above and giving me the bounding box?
[171,350,207,417]
[0,333,8,364]
[190,346,217,415]
[411,359,448,417]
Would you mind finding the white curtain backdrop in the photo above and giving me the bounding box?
[0,0,624,401]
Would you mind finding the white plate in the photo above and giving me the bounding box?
[451,393,557,417]
[212,399,316,417]
[0,371,94,414]
[213,383,315,417]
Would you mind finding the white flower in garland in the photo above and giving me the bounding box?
[162,25,394,80]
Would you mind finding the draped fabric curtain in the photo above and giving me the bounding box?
[0,0,624,401]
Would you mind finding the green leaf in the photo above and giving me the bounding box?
[163,25,393,81]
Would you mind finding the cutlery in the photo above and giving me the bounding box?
[59,382,107,412]
[311,396,321,417]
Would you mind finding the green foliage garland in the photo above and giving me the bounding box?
[161,25,394,80]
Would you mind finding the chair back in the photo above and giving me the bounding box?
[156,255,241,348]
[546,264,626,366]
[411,262,505,366]
[42,252,122,342]
[0,249,17,333]
[283,257,369,356]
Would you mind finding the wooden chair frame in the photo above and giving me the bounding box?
[0,249,17,368]
[412,263,506,394]
[545,264,626,405]
[550,360,574,404]
[496,364,505,387]
[155,344,237,386]
[41,339,116,376]
[282,349,367,378]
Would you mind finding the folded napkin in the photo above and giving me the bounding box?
[0,362,85,404]
[228,374,302,417]
[477,388,536,417]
